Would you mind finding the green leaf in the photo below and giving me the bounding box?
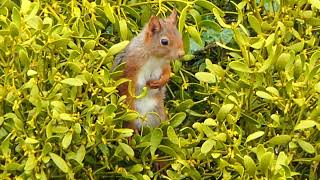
[61,78,83,86]
[74,145,86,164]
[122,111,139,121]
[49,38,70,48]
[205,59,225,78]
[158,145,178,158]
[265,33,275,47]
[119,142,134,157]
[104,3,115,23]
[276,152,288,167]
[122,6,140,21]
[176,99,194,112]
[25,137,39,144]
[259,152,273,174]
[195,72,216,83]
[119,19,128,40]
[10,22,19,37]
[247,14,261,34]
[129,164,144,173]
[229,61,252,73]
[24,154,37,171]
[294,120,318,130]
[59,113,73,121]
[217,104,234,121]
[266,87,279,97]
[62,131,73,149]
[297,139,315,154]
[244,155,256,176]
[245,131,265,143]
[49,153,70,173]
[83,40,96,52]
[170,112,187,128]
[276,53,290,70]
[167,126,179,144]
[12,7,21,28]
[42,143,52,155]
[150,128,163,158]
[186,26,203,46]
[288,41,304,52]
[195,0,223,14]
[256,91,273,100]
[178,6,189,33]
[212,8,230,28]
[268,135,291,145]
[201,139,215,154]
[108,41,130,56]
[19,49,30,67]
[27,70,37,76]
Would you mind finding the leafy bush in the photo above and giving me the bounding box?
[0,0,320,179]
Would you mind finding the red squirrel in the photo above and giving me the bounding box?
[113,10,185,131]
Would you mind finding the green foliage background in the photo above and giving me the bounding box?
[0,0,320,179]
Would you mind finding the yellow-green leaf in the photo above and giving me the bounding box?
[49,153,70,173]
[294,120,318,130]
[248,14,261,34]
[119,142,134,157]
[10,22,19,37]
[212,8,230,28]
[24,155,37,171]
[256,91,273,100]
[259,152,273,174]
[62,131,73,149]
[244,155,256,176]
[104,3,115,24]
[229,61,252,73]
[167,126,179,144]
[83,40,96,52]
[268,135,291,145]
[186,26,202,46]
[170,112,187,128]
[150,128,163,158]
[201,139,215,154]
[25,137,39,144]
[245,131,265,143]
[297,139,315,154]
[108,40,129,56]
[178,6,189,33]
[195,72,216,83]
[217,104,234,121]
[196,0,223,14]
[59,113,73,121]
[119,19,128,40]
[61,78,83,86]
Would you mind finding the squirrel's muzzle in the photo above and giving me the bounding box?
[177,49,185,59]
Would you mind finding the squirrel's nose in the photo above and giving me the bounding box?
[177,49,185,58]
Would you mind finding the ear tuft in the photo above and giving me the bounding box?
[148,16,161,33]
[168,9,177,24]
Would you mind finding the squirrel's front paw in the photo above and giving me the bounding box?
[147,80,164,89]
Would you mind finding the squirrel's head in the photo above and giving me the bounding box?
[144,9,185,60]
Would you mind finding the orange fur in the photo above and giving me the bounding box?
[115,9,184,131]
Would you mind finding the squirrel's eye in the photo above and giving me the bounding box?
[160,38,169,46]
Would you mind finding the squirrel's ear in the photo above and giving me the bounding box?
[168,9,177,24]
[148,16,161,33]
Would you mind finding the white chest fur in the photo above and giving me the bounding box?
[136,57,167,89]
[134,58,168,129]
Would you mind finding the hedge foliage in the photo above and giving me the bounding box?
[0,0,320,179]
